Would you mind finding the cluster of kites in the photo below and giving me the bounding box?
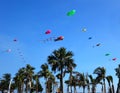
[1,9,118,64]
[2,39,26,63]
[66,9,117,62]
[39,9,117,62]
[40,29,64,43]
[105,53,117,61]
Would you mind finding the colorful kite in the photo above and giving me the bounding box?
[67,10,76,16]
[54,36,64,41]
[45,30,51,34]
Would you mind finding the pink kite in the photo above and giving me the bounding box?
[45,30,51,34]
[112,58,117,61]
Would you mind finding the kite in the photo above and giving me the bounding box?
[54,36,64,41]
[45,30,51,34]
[96,43,101,46]
[6,49,11,52]
[88,37,92,40]
[105,53,110,56]
[67,10,76,16]
[82,28,87,32]
[13,40,26,62]
[112,58,117,61]
[13,39,17,42]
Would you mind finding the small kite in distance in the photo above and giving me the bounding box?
[67,9,76,16]
[88,37,92,40]
[112,58,117,61]
[105,53,110,56]
[54,36,64,41]
[45,30,51,34]
[96,43,101,46]
[6,49,11,52]
[13,39,17,42]
[82,28,87,32]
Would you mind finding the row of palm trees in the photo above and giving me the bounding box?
[0,47,117,93]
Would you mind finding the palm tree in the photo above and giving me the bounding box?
[65,59,76,93]
[38,63,52,93]
[110,76,115,93]
[10,83,16,93]
[72,76,78,93]
[73,72,87,93]
[86,74,90,93]
[89,75,100,93]
[79,73,87,93]
[65,75,78,93]
[106,75,115,93]
[47,47,75,93]
[24,64,35,93]
[106,75,112,93]
[47,73,55,93]
[65,80,70,93]
[115,64,120,93]
[93,67,106,93]
[0,73,11,93]
[33,74,43,93]
[14,67,26,93]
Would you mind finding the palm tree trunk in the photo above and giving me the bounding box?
[60,67,63,93]
[83,86,85,93]
[70,85,72,93]
[103,79,106,93]
[69,71,72,93]
[67,85,69,93]
[26,81,28,93]
[74,86,76,93]
[101,84,103,93]
[112,84,115,93]
[87,85,90,93]
[36,82,38,93]
[46,79,48,93]
[92,85,96,93]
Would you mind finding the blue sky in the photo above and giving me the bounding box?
[0,0,120,92]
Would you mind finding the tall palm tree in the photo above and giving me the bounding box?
[110,76,115,93]
[10,83,16,93]
[94,67,106,93]
[14,67,26,93]
[89,75,100,93]
[65,75,78,93]
[47,47,75,93]
[65,59,76,93]
[33,74,43,93]
[64,80,70,93]
[106,75,112,93]
[106,75,115,93]
[47,74,55,93]
[79,73,87,93]
[86,74,90,93]
[0,73,11,93]
[38,63,51,93]
[72,75,78,93]
[24,64,35,93]
[74,72,87,93]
